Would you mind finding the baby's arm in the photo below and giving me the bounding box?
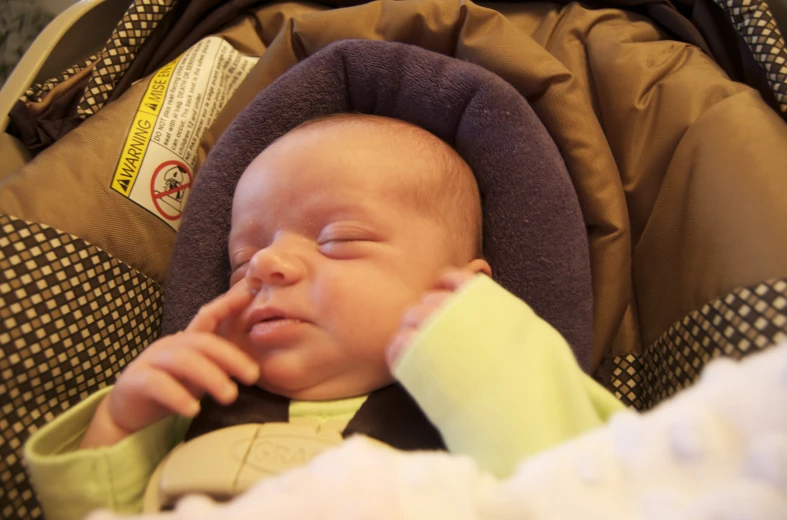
[25,282,260,520]
[25,388,191,520]
[387,271,624,478]
[82,280,259,448]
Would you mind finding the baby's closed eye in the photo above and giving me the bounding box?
[228,264,248,286]
[317,224,380,258]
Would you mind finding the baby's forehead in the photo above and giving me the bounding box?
[288,114,451,159]
[250,117,453,180]
[234,115,467,217]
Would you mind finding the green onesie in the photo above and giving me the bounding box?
[26,275,624,520]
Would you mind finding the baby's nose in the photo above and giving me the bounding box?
[245,246,304,287]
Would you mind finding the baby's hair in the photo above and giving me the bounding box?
[289,113,484,261]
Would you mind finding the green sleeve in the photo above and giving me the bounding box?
[393,274,624,478]
[24,386,192,520]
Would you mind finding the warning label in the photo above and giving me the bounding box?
[151,160,192,221]
[110,37,259,229]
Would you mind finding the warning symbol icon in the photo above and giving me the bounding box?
[151,160,192,221]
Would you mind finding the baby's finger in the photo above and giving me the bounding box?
[434,269,477,292]
[186,280,254,334]
[387,329,416,368]
[178,332,260,385]
[181,380,204,400]
[419,290,452,308]
[149,348,239,405]
[401,291,451,329]
[126,368,202,418]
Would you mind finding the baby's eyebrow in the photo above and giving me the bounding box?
[227,244,257,269]
[298,196,378,223]
[227,219,270,253]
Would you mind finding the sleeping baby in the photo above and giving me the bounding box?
[25,113,623,519]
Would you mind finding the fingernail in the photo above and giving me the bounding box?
[245,365,260,384]
[223,382,238,403]
[387,330,414,369]
[186,400,201,417]
[247,278,262,296]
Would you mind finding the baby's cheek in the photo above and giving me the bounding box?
[314,271,415,346]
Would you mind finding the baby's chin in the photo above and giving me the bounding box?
[254,356,393,401]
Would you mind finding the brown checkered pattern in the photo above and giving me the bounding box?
[20,55,97,104]
[611,279,787,410]
[76,0,175,118]
[0,215,163,520]
[21,0,787,122]
[713,0,787,115]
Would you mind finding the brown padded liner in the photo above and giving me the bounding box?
[2,1,785,373]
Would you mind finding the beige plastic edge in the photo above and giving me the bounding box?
[0,0,119,181]
[0,0,117,132]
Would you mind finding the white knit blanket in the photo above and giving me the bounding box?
[89,342,787,520]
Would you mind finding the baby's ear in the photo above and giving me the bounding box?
[466,258,492,277]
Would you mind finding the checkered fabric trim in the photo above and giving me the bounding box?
[611,279,787,410]
[76,0,175,118]
[712,0,787,115]
[0,215,163,520]
[20,55,97,104]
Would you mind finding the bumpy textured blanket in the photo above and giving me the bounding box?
[87,343,787,519]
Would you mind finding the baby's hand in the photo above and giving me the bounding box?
[386,269,477,368]
[80,281,260,449]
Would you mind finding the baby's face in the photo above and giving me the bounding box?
[225,122,461,400]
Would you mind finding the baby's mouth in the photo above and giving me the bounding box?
[248,317,306,344]
[246,306,308,343]
[247,306,296,328]
[257,316,298,325]
[259,315,286,323]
